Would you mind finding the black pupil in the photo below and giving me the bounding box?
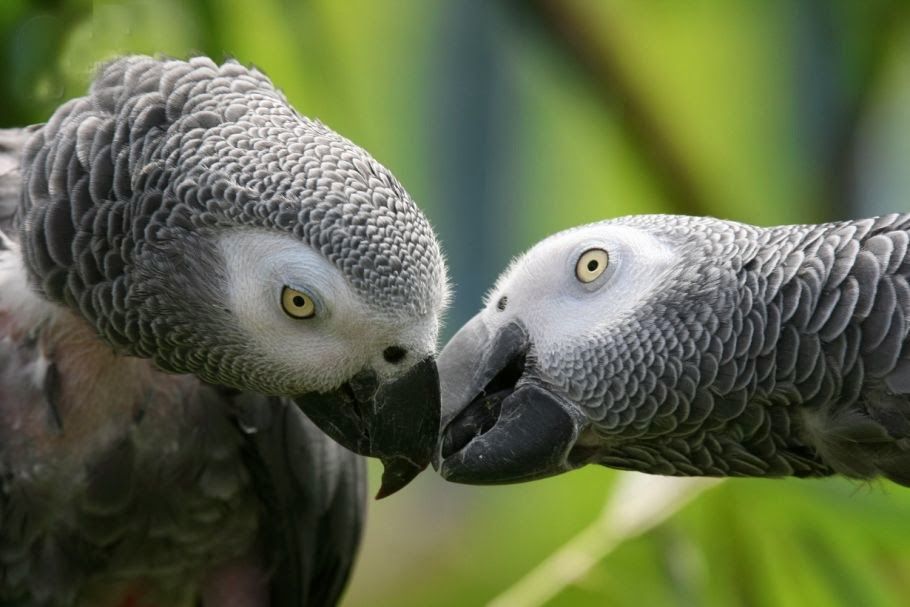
[586,259,599,272]
[292,295,306,307]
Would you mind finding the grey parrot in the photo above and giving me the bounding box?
[0,55,448,605]
[435,214,910,487]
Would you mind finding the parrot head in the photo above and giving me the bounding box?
[434,215,744,484]
[18,56,449,497]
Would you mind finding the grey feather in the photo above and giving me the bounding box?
[0,56,429,605]
[538,214,910,484]
[0,322,364,605]
[17,55,446,392]
[235,394,366,607]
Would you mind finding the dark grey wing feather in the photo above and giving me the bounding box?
[232,393,366,607]
[0,127,33,241]
[797,216,910,484]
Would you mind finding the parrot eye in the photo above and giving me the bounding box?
[281,286,317,319]
[575,248,609,283]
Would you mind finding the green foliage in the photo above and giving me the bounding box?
[579,479,910,607]
[5,1,910,605]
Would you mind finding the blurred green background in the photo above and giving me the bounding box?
[4,1,910,605]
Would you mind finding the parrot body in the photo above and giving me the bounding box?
[0,55,447,606]
[436,214,910,487]
[2,128,290,607]
[0,297,360,605]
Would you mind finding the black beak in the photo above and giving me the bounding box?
[433,316,587,484]
[295,357,440,498]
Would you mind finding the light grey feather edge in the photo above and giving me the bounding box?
[231,392,366,607]
[0,127,34,243]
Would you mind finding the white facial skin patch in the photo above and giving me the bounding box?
[481,223,677,355]
[219,229,441,394]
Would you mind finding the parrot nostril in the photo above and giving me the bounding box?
[383,346,408,364]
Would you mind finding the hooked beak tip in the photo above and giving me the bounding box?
[375,457,427,499]
[296,357,441,497]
